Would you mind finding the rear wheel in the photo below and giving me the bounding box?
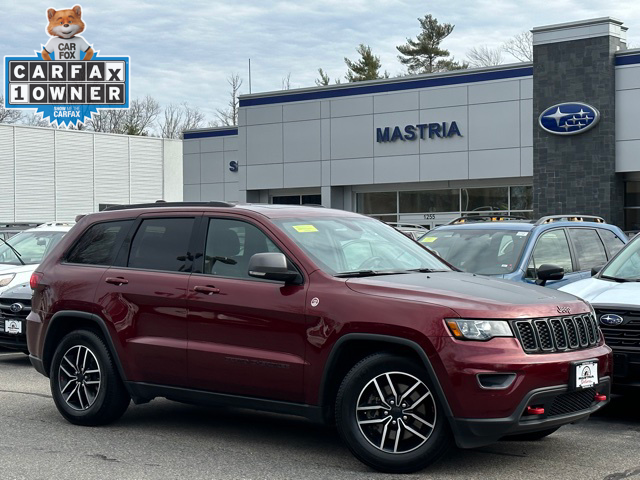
[50,330,130,426]
[335,354,453,473]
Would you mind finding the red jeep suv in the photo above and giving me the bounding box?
[27,203,612,473]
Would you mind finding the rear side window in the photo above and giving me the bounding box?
[128,218,195,272]
[598,229,625,258]
[66,220,133,266]
[568,228,607,271]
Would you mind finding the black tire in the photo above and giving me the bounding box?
[335,353,453,473]
[505,427,560,441]
[50,330,130,426]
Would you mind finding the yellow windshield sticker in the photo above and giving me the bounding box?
[293,224,318,233]
[421,237,437,243]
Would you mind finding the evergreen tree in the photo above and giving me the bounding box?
[344,44,389,82]
[397,15,468,74]
[315,68,331,86]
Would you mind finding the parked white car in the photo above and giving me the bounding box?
[560,233,640,390]
[0,223,73,296]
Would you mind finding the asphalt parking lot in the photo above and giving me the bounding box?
[1,348,639,480]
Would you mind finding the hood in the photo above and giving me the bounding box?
[560,277,640,308]
[0,263,37,276]
[345,271,587,319]
[0,281,32,300]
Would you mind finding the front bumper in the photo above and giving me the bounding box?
[451,377,611,448]
[611,350,640,390]
[0,332,27,351]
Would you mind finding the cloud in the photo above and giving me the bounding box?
[2,0,639,129]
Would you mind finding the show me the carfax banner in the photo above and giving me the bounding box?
[4,5,129,128]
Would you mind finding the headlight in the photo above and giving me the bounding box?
[446,319,513,341]
[0,273,16,287]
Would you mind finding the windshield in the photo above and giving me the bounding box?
[273,217,451,275]
[600,235,640,281]
[419,228,529,274]
[0,231,67,265]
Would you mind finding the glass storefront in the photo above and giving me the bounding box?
[625,182,640,232]
[356,186,533,226]
[272,194,322,205]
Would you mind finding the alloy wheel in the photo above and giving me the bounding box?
[58,345,102,411]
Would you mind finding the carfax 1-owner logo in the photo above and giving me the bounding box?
[4,5,129,127]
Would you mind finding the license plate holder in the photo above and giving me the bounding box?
[570,359,598,390]
[2,319,23,335]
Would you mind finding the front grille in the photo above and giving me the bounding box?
[596,308,640,350]
[513,314,600,354]
[0,298,31,320]
[548,388,596,417]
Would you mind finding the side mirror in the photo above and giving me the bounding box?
[591,265,604,277]
[535,264,564,286]
[248,253,301,284]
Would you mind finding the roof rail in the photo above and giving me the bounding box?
[386,222,429,230]
[534,215,605,226]
[447,214,529,225]
[102,201,235,211]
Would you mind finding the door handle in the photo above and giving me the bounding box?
[105,277,129,286]
[193,285,220,295]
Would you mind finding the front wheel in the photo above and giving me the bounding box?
[335,354,453,473]
[50,330,130,426]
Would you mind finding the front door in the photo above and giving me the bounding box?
[186,217,308,402]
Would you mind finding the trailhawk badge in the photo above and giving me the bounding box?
[4,5,129,128]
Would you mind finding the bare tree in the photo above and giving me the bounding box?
[282,72,292,90]
[214,74,243,126]
[503,31,533,62]
[467,45,504,67]
[0,96,22,124]
[88,95,161,135]
[159,102,205,139]
[20,112,52,128]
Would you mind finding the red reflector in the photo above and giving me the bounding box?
[526,406,545,415]
[595,394,607,402]
[30,272,42,290]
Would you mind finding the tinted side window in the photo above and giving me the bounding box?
[529,229,574,275]
[568,228,607,271]
[128,218,195,272]
[67,220,133,266]
[599,229,625,258]
[205,218,283,279]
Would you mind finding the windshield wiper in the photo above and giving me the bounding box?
[0,238,25,266]
[599,274,638,283]
[406,268,449,273]
[335,269,409,278]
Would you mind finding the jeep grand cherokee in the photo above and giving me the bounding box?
[27,202,612,473]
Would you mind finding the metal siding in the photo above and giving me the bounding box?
[94,134,130,209]
[15,128,55,222]
[130,137,163,203]
[0,126,15,222]
[55,131,94,221]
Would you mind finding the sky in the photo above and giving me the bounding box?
[3,0,640,128]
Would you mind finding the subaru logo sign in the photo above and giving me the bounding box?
[9,303,24,314]
[539,102,600,136]
[600,314,624,326]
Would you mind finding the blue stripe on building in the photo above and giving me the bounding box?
[616,53,640,66]
[183,129,238,139]
[239,67,534,107]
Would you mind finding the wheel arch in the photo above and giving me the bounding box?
[318,334,453,423]
[43,311,130,391]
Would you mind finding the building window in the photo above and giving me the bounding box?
[462,187,509,212]
[625,182,640,232]
[271,195,322,205]
[356,192,397,215]
[510,186,533,211]
[399,189,459,213]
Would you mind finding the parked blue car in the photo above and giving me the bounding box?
[419,215,628,289]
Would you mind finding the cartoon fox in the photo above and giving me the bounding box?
[42,5,93,61]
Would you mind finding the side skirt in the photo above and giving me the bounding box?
[127,382,325,423]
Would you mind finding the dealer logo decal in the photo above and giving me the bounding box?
[4,5,129,128]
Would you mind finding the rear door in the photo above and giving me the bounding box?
[186,216,308,402]
[93,214,198,387]
[567,228,608,279]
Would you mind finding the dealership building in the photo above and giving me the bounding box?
[183,17,640,231]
